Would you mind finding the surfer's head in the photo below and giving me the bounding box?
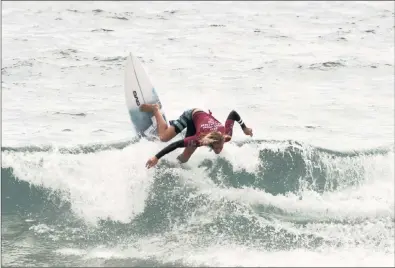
[200,131,225,154]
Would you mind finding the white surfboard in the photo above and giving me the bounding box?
[124,52,167,139]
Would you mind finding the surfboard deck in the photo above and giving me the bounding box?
[124,52,167,139]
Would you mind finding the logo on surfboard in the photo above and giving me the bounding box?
[133,90,140,106]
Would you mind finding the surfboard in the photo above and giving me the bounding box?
[124,52,167,139]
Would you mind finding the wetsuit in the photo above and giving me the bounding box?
[155,110,247,159]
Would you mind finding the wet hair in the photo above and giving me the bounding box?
[199,131,225,146]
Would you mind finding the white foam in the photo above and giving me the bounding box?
[2,139,166,225]
[177,245,395,267]
[76,236,394,267]
[29,224,54,234]
[55,248,87,256]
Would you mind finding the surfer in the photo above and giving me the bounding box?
[140,104,253,168]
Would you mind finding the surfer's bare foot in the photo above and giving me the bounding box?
[140,103,159,113]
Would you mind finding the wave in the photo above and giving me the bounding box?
[2,140,392,205]
[1,165,336,250]
[2,139,393,250]
[1,167,72,220]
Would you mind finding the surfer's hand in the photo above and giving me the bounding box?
[146,156,158,169]
[243,127,253,137]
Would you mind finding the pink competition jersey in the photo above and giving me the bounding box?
[183,111,235,147]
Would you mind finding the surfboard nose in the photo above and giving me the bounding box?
[125,53,168,139]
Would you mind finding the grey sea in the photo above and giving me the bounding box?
[2,1,394,267]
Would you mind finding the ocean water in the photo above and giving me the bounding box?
[2,1,394,267]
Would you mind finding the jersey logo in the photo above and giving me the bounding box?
[200,120,223,131]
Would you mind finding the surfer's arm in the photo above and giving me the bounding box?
[155,140,185,159]
[155,136,200,159]
[224,110,248,141]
